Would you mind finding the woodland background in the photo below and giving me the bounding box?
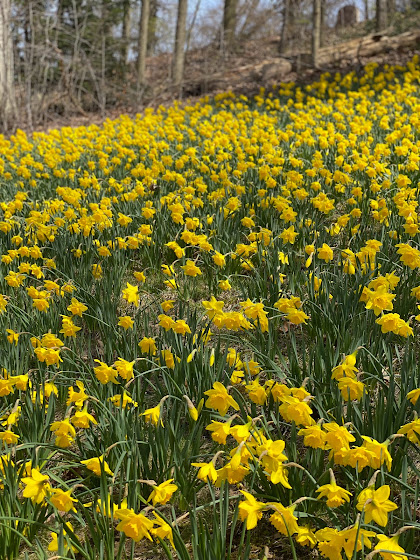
[0,0,420,133]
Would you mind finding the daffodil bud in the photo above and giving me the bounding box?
[187,349,197,363]
[184,395,199,421]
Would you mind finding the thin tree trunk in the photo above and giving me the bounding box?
[23,0,34,129]
[320,0,326,47]
[121,0,131,72]
[55,0,63,48]
[186,0,201,53]
[279,0,293,54]
[173,0,188,88]
[0,0,16,130]
[137,0,150,95]
[100,1,108,116]
[223,0,237,53]
[147,0,158,55]
[387,0,395,23]
[365,0,370,20]
[312,0,321,67]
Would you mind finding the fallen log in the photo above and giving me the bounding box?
[183,28,420,95]
[292,29,420,70]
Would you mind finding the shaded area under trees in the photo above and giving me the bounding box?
[0,0,419,132]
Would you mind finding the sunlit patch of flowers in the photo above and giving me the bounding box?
[0,58,419,560]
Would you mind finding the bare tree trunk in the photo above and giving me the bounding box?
[121,0,131,72]
[147,0,158,55]
[173,0,188,88]
[23,0,34,129]
[279,0,294,54]
[365,0,370,20]
[137,0,150,95]
[279,0,288,53]
[0,0,16,129]
[320,0,326,47]
[223,0,237,53]
[387,0,395,24]
[100,1,108,116]
[312,0,321,67]
[376,0,387,30]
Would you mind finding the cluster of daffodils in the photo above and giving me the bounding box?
[0,58,419,559]
[193,370,417,559]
